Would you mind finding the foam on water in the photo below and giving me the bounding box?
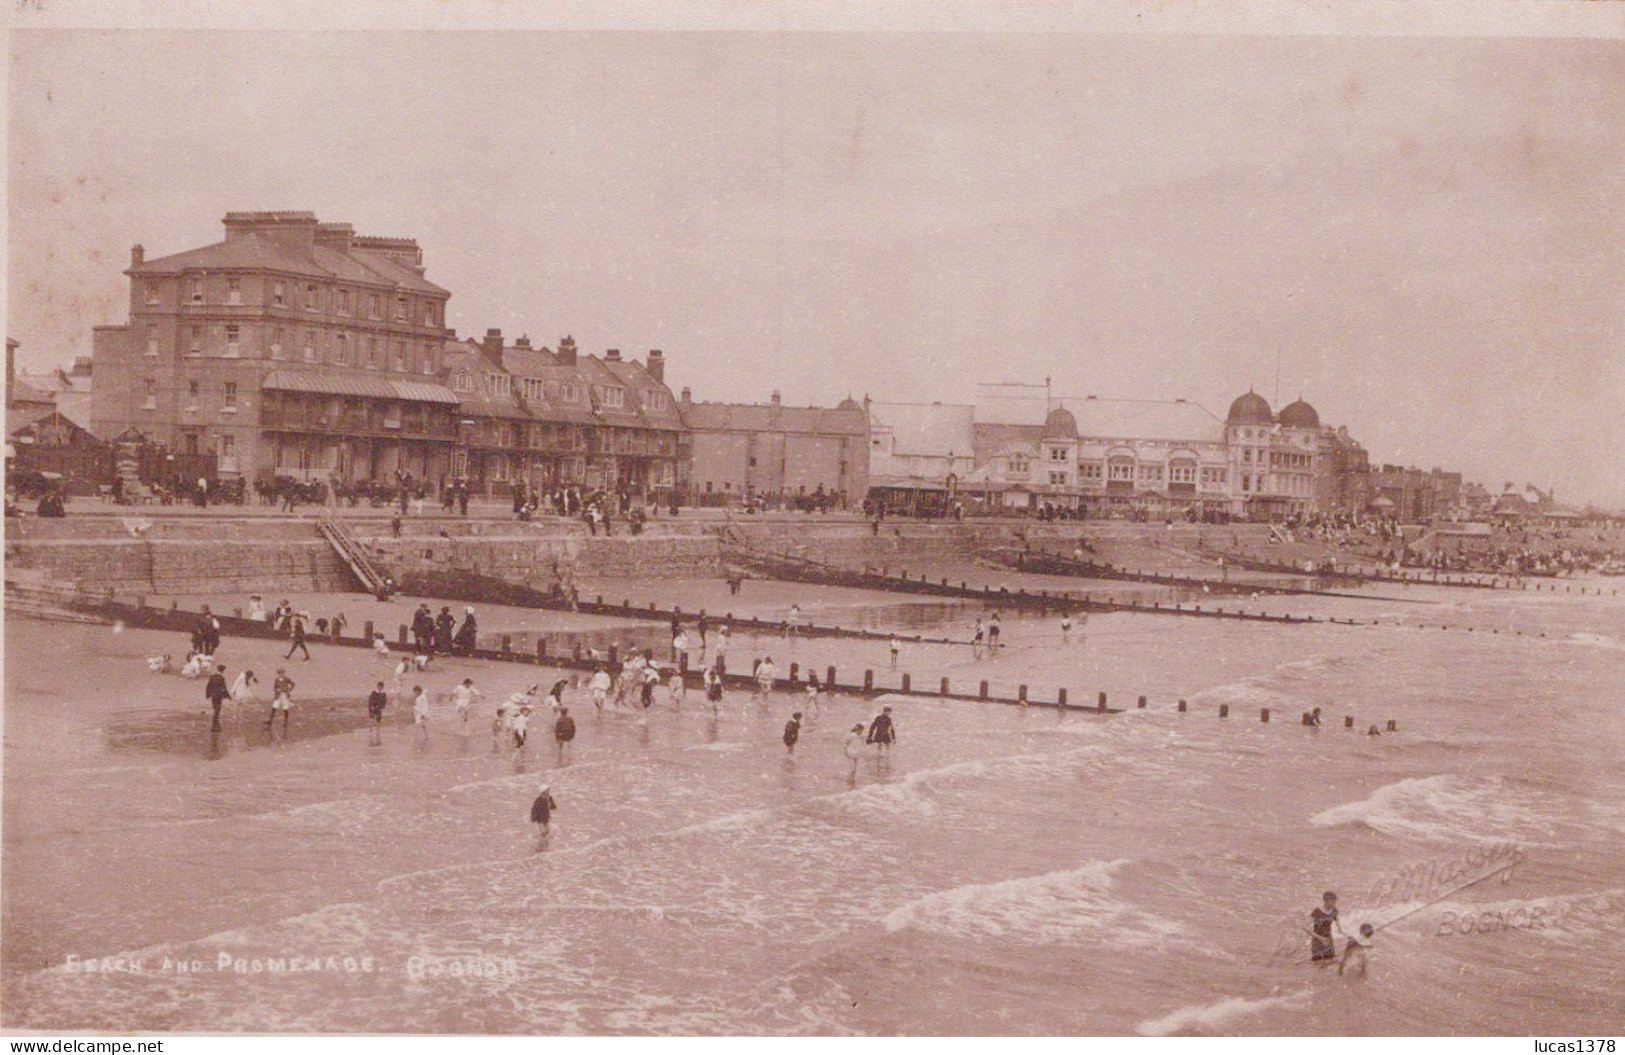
[1567,632,1625,652]
[1135,989,1310,1036]
[882,859,1189,948]
[1309,775,1554,844]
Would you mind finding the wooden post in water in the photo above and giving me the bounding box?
[398,624,409,645]
[1387,719,1397,732]
[1345,716,1354,729]
[1260,708,1270,723]
[1097,692,1107,713]
[364,620,374,643]
[979,680,989,700]
[1178,699,1187,712]
[1018,684,1028,704]
[1138,695,1147,709]
[537,639,548,662]
[1219,704,1229,718]
[1058,688,1068,709]
[501,634,511,658]
[901,674,911,693]
[864,669,874,691]
[941,677,950,696]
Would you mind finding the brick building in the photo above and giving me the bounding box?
[680,390,869,508]
[446,330,687,497]
[91,212,459,485]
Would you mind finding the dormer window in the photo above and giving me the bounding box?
[598,386,625,408]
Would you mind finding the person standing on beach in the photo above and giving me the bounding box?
[229,668,258,720]
[844,723,867,781]
[889,636,900,670]
[268,669,295,736]
[696,612,709,658]
[805,669,821,711]
[511,705,532,760]
[668,665,687,709]
[284,613,311,662]
[867,705,897,753]
[204,664,229,731]
[972,619,985,660]
[434,607,455,655]
[531,782,557,848]
[367,681,388,744]
[554,706,576,764]
[787,604,801,641]
[588,665,611,712]
[987,613,1002,654]
[1061,613,1073,642]
[783,712,802,755]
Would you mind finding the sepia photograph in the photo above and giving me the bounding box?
[3,1,1623,1042]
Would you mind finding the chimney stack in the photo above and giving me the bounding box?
[770,390,782,408]
[130,244,144,268]
[680,386,692,404]
[483,328,503,361]
[646,349,664,382]
[606,348,621,362]
[515,335,531,349]
[557,335,577,367]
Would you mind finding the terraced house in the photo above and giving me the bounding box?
[445,329,687,497]
[91,211,459,485]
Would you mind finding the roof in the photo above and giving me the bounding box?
[1279,398,1320,429]
[132,231,448,296]
[7,380,55,407]
[262,370,459,404]
[1227,391,1274,426]
[681,401,868,436]
[868,402,976,456]
[1055,397,1226,444]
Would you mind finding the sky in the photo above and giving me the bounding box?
[8,25,1625,506]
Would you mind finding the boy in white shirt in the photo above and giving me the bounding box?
[412,685,430,741]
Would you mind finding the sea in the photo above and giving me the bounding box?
[3,575,1622,1034]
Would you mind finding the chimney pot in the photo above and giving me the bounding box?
[482,328,503,362]
[646,348,665,383]
[680,386,692,404]
[131,244,144,268]
[770,390,782,407]
[606,348,621,362]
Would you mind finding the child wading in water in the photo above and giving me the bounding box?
[530,782,558,848]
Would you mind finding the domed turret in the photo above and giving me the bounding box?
[836,396,863,412]
[1043,406,1078,439]
[1279,398,1319,430]
[1227,390,1273,426]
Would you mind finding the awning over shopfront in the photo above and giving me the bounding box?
[262,370,460,405]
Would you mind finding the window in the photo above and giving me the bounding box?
[224,324,240,357]
[423,344,436,375]
[304,284,318,311]
[144,283,160,306]
[645,391,669,411]
[273,281,286,306]
[1008,453,1030,475]
[562,383,581,403]
[1243,448,1252,464]
[303,332,315,362]
[598,386,625,408]
[523,378,546,402]
[487,374,512,396]
[336,289,351,315]
[271,327,284,360]
[1049,471,1068,485]
[748,456,758,468]
[368,336,380,367]
[334,333,348,364]
[146,326,159,357]
[224,381,238,406]
[393,341,406,371]
[188,379,201,397]
[188,326,203,357]
[142,378,158,409]
[1080,462,1103,481]
[1108,459,1135,482]
[369,294,381,319]
[227,277,242,305]
[190,278,204,304]
[1169,462,1196,484]
[395,296,407,321]
[1050,447,1069,461]
[424,303,437,326]
[1138,463,1164,482]
[1201,467,1228,488]
[453,373,474,393]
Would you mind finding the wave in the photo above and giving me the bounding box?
[882,859,1189,948]
[1136,989,1310,1036]
[1309,775,1552,844]
[1568,632,1625,652]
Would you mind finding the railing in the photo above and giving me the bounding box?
[316,512,388,595]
